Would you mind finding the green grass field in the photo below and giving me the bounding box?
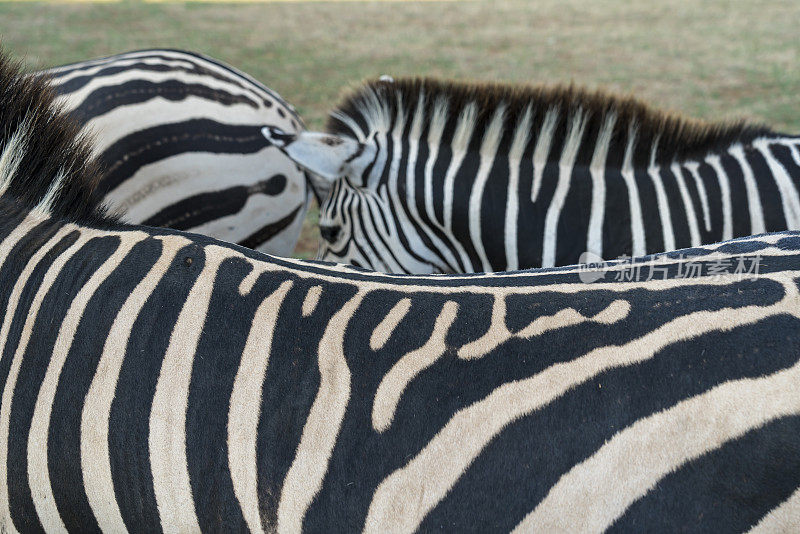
[1,0,798,257]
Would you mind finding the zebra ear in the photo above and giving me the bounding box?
[262,128,371,185]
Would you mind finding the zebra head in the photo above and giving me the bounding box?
[262,125,440,273]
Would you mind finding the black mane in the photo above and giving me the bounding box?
[327,78,774,167]
[0,50,111,224]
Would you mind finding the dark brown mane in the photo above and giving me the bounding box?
[327,77,774,167]
[0,50,111,224]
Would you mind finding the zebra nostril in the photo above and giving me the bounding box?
[320,225,341,243]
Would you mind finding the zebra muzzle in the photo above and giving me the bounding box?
[319,224,341,243]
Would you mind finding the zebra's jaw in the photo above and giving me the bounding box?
[261,127,374,184]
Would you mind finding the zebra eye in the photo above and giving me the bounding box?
[320,224,341,243]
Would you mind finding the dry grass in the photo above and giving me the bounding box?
[1,0,798,257]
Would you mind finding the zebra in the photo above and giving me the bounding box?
[2,51,800,533]
[39,48,311,255]
[263,78,800,273]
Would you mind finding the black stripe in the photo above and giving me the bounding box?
[697,160,724,243]
[67,78,259,124]
[659,164,693,249]
[142,174,288,230]
[451,152,486,271]
[480,142,513,270]
[746,146,786,231]
[636,166,664,255]
[97,120,271,196]
[238,204,303,250]
[601,164,632,261]
[555,161,592,265]
[720,151,753,238]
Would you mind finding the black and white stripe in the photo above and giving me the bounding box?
[40,49,310,255]
[265,78,800,273]
[2,52,800,532]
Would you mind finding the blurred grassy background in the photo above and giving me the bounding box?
[1,0,798,257]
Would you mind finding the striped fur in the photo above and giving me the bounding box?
[2,51,800,532]
[40,49,310,255]
[266,78,800,273]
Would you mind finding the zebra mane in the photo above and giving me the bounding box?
[327,78,774,167]
[0,51,111,224]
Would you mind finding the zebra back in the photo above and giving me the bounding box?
[42,49,311,255]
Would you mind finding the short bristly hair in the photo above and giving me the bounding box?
[0,50,112,225]
[327,78,773,168]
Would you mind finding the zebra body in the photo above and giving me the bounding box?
[42,49,309,255]
[264,79,800,273]
[2,53,800,532]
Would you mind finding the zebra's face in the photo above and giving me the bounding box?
[316,177,438,273]
[263,126,438,273]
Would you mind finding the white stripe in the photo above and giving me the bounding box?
[277,292,365,533]
[586,112,616,258]
[755,139,800,229]
[670,161,702,246]
[685,161,712,232]
[749,487,800,533]
[469,105,507,272]
[706,154,733,241]
[372,301,458,433]
[515,358,800,532]
[31,168,68,217]
[729,144,766,235]
[0,229,88,532]
[504,106,532,271]
[27,232,144,533]
[531,108,559,202]
[370,298,412,351]
[228,280,292,534]
[788,141,800,168]
[301,285,322,317]
[149,244,239,533]
[647,138,676,252]
[0,121,29,196]
[81,235,188,534]
[621,125,646,256]
[541,110,588,267]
